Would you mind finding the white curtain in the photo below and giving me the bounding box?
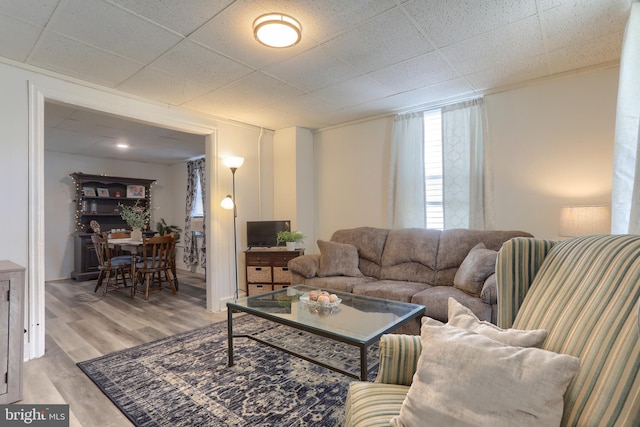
[442,98,493,230]
[612,2,640,234]
[388,112,425,228]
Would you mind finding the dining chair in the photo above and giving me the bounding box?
[132,234,176,300]
[91,234,133,295]
[105,231,131,258]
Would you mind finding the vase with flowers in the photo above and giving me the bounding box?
[119,201,151,241]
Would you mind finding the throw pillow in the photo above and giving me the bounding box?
[453,242,498,296]
[390,319,580,427]
[446,297,547,347]
[317,240,362,277]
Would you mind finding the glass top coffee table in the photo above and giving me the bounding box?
[227,285,425,381]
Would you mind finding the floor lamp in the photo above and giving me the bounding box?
[220,156,244,299]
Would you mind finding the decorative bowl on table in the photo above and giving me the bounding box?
[300,290,342,314]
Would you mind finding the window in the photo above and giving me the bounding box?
[424,109,443,230]
[191,173,204,217]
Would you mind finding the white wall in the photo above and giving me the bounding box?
[313,117,393,249]
[487,67,618,239]
[312,66,619,242]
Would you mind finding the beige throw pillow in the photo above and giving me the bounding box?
[453,242,498,296]
[390,319,580,427]
[446,297,547,347]
[317,240,362,277]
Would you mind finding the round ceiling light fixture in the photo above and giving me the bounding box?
[253,13,302,48]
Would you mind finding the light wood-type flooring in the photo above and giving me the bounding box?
[20,271,227,427]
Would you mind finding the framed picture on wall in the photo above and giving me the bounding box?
[83,187,96,197]
[97,188,109,197]
[127,185,145,199]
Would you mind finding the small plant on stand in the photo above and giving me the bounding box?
[276,230,305,250]
[156,218,182,241]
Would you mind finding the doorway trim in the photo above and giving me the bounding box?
[27,79,221,359]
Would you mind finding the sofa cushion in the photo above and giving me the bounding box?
[453,242,498,296]
[317,240,362,277]
[434,229,533,287]
[379,228,440,282]
[351,280,429,303]
[446,297,547,347]
[331,227,389,277]
[390,319,580,427]
[411,286,491,323]
[302,276,375,293]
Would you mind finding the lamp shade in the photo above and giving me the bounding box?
[220,195,234,210]
[223,156,245,169]
[253,13,302,48]
[559,205,611,237]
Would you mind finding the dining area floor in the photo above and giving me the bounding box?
[20,270,226,427]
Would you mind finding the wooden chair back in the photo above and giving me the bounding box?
[139,235,174,270]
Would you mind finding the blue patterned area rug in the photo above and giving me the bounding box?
[77,315,378,426]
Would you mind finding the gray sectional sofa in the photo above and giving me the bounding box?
[288,227,532,334]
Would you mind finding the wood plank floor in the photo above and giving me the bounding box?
[20,271,227,427]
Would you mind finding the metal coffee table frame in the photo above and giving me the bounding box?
[227,285,425,381]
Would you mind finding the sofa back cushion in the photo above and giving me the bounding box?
[331,227,389,277]
[434,229,534,286]
[512,235,640,427]
[379,228,441,283]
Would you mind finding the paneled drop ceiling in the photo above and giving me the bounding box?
[0,0,632,162]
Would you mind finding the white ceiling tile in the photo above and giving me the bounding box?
[547,32,623,75]
[368,51,458,92]
[109,0,234,36]
[322,7,433,73]
[361,79,478,112]
[190,0,317,70]
[464,54,548,91]
[29,31,144,86]
[50,0,183,63]
[0,14,43,61]
[404,0,538,48]
[264,46,359,92]
[151,41,254,90]
[442,15,544,76]
[542,0,631,51]
[311,76,395,108]
[117,67,212,105]
[252,0,397,43]
[0,0,60,27]
[185,72,305,116]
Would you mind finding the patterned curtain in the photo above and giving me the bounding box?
[442,98,494,230]
[183,158,206,267]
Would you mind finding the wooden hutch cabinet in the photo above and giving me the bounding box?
[70,173,155,281]
[244,249,304,296]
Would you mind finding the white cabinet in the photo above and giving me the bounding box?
[0,261,25,404]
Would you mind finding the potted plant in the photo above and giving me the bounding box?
[276,230,305,250]
[156,218,182,241]
[119,201,151,241]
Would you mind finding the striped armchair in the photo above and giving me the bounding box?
[345,235,640,427]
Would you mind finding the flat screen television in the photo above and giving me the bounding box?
[246,220,291,248]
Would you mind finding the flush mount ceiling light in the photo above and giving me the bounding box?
[253,13,302,48]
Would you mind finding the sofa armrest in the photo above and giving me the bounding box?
[374,334,422,386]
[288,254,321,280]
[495,237,558,329]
